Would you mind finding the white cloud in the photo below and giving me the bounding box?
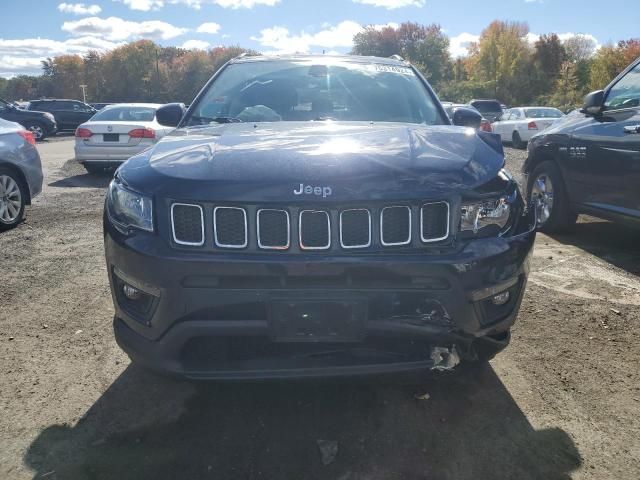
[196,22,221,34]
[117,0,164,10]
[0,37,122,77]
[62,16,188,41]
[449,32,479,58]
[525,32,540,44]
[181,39,210,49]
[58,3,102,15]
[352,0,424,8]
[252,21,398,54]
[118,0,279,10]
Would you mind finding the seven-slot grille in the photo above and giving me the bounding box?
[170,202,450,250]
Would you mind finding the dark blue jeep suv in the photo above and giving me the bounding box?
[103,55,536,379]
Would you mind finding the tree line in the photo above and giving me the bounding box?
[1,20,639,111]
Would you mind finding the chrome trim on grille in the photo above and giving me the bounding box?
[170,203,204,247]
[257,208,290,250]
[339,208,371,249]
[380,205,412,246]
[420,201,450,243]
[299,210,331,250]
[213,206,248,249]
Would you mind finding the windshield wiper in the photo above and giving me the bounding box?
[210,116,243,124]
[189,115,243,125]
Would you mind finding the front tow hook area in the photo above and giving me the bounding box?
[430,346,461,371]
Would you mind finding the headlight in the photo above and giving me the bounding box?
[106,178,153,233]
[44,112,55,122]
[460,192,515,236]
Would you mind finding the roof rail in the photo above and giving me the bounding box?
[389,54,405,61]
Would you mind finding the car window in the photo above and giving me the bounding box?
[53,101,74,110]
[510,109,522,120]
[524,108,564,118]
[470,100,502,113]
[185,59,444,125]
[91,106,156,122]
[605,62,640,111]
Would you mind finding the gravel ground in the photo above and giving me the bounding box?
[1,140,639,479]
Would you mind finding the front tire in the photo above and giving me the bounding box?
[0,167,27,231]
[24,121,47,141]
[527,161,577,233]
[512,131,525,149]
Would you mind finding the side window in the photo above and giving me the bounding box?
[511,109,522,120]
[605,62,640,111]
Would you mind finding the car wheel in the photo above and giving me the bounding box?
[83,163,107,174]
[512,131,525,149]
[0,167,27,231]
[24,122,47,141]
[527,161,577,233]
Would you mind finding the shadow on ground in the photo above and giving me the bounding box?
[551,218,640,276]
[24,365,581,480]
[48,159,114,189]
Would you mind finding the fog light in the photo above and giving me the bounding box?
[123,284,142,300]
[491,291,510,306]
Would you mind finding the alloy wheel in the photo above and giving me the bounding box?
[530,173,554,226]
[0,174,23,224]
[28,125,44,140]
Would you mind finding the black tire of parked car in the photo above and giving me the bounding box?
[512,131,525,149]
[82,163,107,174]
[527,160,577,233]
[23,121,47,141]
[0,166,27,231]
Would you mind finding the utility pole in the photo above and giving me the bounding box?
[79,84,88,103]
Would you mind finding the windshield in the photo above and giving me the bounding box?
[91,106,156,122]
[524,108,563,118]
[184,59,444,126]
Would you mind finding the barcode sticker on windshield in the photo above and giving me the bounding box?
[371,64,414,75]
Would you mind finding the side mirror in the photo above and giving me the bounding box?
[581,90,604,115]
[452,107,483,129]
[156,103,186,127]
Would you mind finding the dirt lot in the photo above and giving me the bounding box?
[1,139,639,479]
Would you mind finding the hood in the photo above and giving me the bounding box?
[120,121,504,202]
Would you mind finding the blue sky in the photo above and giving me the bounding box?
[1,0,638,77]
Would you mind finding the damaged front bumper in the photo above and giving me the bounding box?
[105,206,535,380]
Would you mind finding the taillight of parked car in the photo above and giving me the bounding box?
[128,128,155,139]
[75,127,93,138]
[17,130,36,146]
[480,120,493,132]
[527,121,538,130]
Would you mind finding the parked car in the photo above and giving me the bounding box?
[104,54,536,380]
[525,56,640,233]
[0,118,43,230]
[27,99,96,132]
[469,99,503,123]
[0,98,57,141]
[493,107,564,148]
[75,103,172,173]
[90,102,115,110]
[442,102,493,132]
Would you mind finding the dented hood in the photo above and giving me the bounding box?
[120,121,504,202]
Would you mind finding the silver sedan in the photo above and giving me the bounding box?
[0,118,43,230]
[74,103,173,173]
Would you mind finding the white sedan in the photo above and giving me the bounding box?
[492,107,564,149]
[74,103,173,173]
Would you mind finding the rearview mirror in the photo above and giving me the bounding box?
[452,107,482,129]
[581,90,604,115]
[156,103,186,127]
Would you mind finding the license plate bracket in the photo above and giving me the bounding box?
[269,299,367,342]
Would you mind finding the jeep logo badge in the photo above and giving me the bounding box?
[293,183,332,198]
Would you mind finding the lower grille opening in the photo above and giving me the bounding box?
[181,335,432,373]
